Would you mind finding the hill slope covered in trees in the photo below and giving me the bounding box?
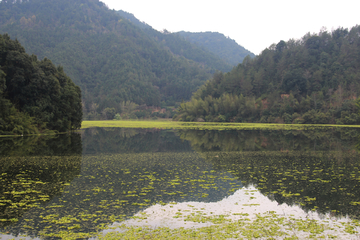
[176,26,360,125]
[177,31,255,66]
[0,34,82,135]
[117,10,234,73]
[0,0,242,119]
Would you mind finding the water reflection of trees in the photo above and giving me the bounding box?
[0,133,82,156]
[178,128,360,219]
[177,128,360,152]
[81,127,192,154]
[0,133,82,230]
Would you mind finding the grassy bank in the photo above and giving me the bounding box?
[81,120,360,131]
[3,120,360,138]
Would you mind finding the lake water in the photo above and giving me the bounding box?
[1,127,360,239]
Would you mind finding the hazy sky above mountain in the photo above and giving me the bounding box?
[102,0,359,55]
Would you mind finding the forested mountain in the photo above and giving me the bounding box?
[0,34,82,135]
[177,31,255,66]
[117,10,233,73]
[176,26,360,125]
[116,10,151,30]
[0,0,233,119]
[117,10,254,69]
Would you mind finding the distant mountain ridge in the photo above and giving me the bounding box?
[177,31,255,66]
[116,10,151,30]
[117,10,233,72]
[117,10,254,67]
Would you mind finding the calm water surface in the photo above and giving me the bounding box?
[1,127,360,239]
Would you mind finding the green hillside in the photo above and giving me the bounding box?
[116,10,151,30]
[117,10,233,73]
[0,0,231,119]
[177,31,255,66]
[176,26,360,125]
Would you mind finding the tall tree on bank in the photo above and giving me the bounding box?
[0,33,82,135]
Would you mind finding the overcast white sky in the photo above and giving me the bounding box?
[102,0,359,55]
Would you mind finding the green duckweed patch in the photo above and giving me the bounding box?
[98,211,360,240]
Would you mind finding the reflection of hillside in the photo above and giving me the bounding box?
[81,128,193,154]
[204,150,360,219]
[178,128,360,152]
[0,133,82,230]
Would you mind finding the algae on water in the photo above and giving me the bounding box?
[1,127,360,239]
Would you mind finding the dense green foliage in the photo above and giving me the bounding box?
[0,0,247,119]
[0,33,82,134]
[177,26,360,124]
[0,68,38,135]
[178,31,255,66]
